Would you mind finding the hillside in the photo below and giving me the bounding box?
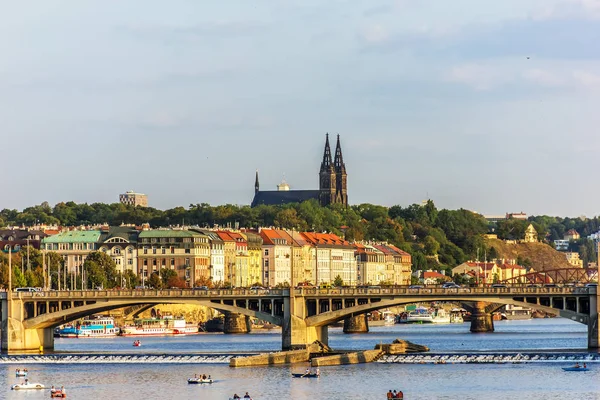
[486,239,571,271]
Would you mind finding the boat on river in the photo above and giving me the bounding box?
[292,373,320,378]
[11,382,45,390]
[562,366,589,371]
[51,389,67,398]
[56,316,119,338]
[188,377,213,384]
[15,369,28,377]
[133,340,141,347]
[121,315,197,336]
[431,309,451,324]
[400,307,433,323]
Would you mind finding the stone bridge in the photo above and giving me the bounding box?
[1,285,598,353]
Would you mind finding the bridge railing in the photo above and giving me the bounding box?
[294,286,589,296]
[7,288,286,299]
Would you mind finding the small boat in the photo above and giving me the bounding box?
[292,373,319,378]
[11,382,45,390]
[187,377,213,384]
[51,390,67,398]
[133,340,141,347]
[15,369,28,377]
[562,366,589,371]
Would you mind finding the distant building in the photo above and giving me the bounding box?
[564,229,580,241]
[251,134,348,207]
[422,270,450,285]
[565,252,583,268]
[42,230,101,278]
[119,190,148,207]
[554,239,569,251]
[97,226,139,274]
[507,212,528,220]
[0,229,47,252]
[523,224,538,243]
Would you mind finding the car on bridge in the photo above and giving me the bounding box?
[193,286,209,291]
[441,282,461,289]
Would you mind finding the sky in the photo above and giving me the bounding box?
[1,0,600,217]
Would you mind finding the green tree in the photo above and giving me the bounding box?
[147,272,162,289]
[423,236,440,256]
[83,251,118,289]
[122,269,140,289]
[159,268,178,286]
[333,275,344,287]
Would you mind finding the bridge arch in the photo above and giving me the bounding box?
[23,299,282,330]
[304,296,589,327]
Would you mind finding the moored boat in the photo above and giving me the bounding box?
[400,307,434,323]
[56,316,119,338]
[121,315,197,336]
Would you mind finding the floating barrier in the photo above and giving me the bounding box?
[378,352,600,364]
[0,354,253,364]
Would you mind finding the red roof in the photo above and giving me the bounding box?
[423,271,446,279]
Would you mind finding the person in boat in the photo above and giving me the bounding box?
[305,367,311,375]
[208,375,212,380]
[396,391,404,399]
[233,394,240,399]
[574,363,580,368]
[202,374,207,380]
[316,367,320,377]
[584,363,587,368]
[387,390,394,399]
[51,386,56,393]
[392,390,397,398]
[244,392,251,399]
[60,386,66,394]
[194,374,197,378]
[24,378,29,385]
[24,368,28,372]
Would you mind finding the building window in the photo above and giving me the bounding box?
[171,246,175,254]
[152,247,157,254]
[264,249,269,256]
[185,258,190,266]
[171,259,175,266]
[161,247,166,254]
[128,259,133,265]
[185,249,191,254]
[143,259,148,266]
[143,247,148,255]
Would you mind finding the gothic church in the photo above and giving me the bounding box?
[251,134,348,207]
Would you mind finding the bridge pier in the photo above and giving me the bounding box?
[223,313,250,334]
[343,314,369,334]
[282,315,328,350]
[2,299,54,352]
[589,288,599,349]
[469,301,494,333]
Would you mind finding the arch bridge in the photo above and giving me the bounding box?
[1,286,598,353]
[501,268,598,284]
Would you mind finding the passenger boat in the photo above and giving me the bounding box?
[431,309,451,324]
[15,369,28,377]
[120,315,197,336]
[292,373,319,378]
[11,382,45,390]
[56,316,119,338]
[400,307,434,323]
[187,377,213,384]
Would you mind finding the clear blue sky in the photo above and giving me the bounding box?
[2,0,599,216]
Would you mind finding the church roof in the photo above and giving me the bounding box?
[251,190,319,207]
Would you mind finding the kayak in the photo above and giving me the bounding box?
[11,383,45,390]
[562,367,589,371]
[188,378,213,384]
[292,373,319,378]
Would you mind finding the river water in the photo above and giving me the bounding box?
[2,319,599,399]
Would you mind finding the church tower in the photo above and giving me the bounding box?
[255,170,260,195]
[333,134,348,207]
[319,133,337,206]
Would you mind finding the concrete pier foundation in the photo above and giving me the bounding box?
[282,315,328,350]
[223,313,250,334]
[343,314,369,334]
[470,301,494,333]
[589,288,599,349]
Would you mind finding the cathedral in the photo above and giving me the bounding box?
[251,134,348,207]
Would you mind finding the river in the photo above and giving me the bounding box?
[2,319,599,399]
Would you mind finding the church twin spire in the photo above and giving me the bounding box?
[319,133,348,207]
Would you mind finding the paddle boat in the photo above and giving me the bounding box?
[15,368,28,377]
[292,373,319,378]
[188,377,213,384]
[563,364,589,372]
[133,340,141,347]
[11,382,45,390]
[51,389,67,398]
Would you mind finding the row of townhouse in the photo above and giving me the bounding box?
[38,226,413,287]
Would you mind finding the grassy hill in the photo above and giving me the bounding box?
[486,239,571,271]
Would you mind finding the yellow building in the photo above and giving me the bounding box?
[453,262,500,284]
[240,231,263,286]
[565,252,584,268]
[523,224,538,243]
